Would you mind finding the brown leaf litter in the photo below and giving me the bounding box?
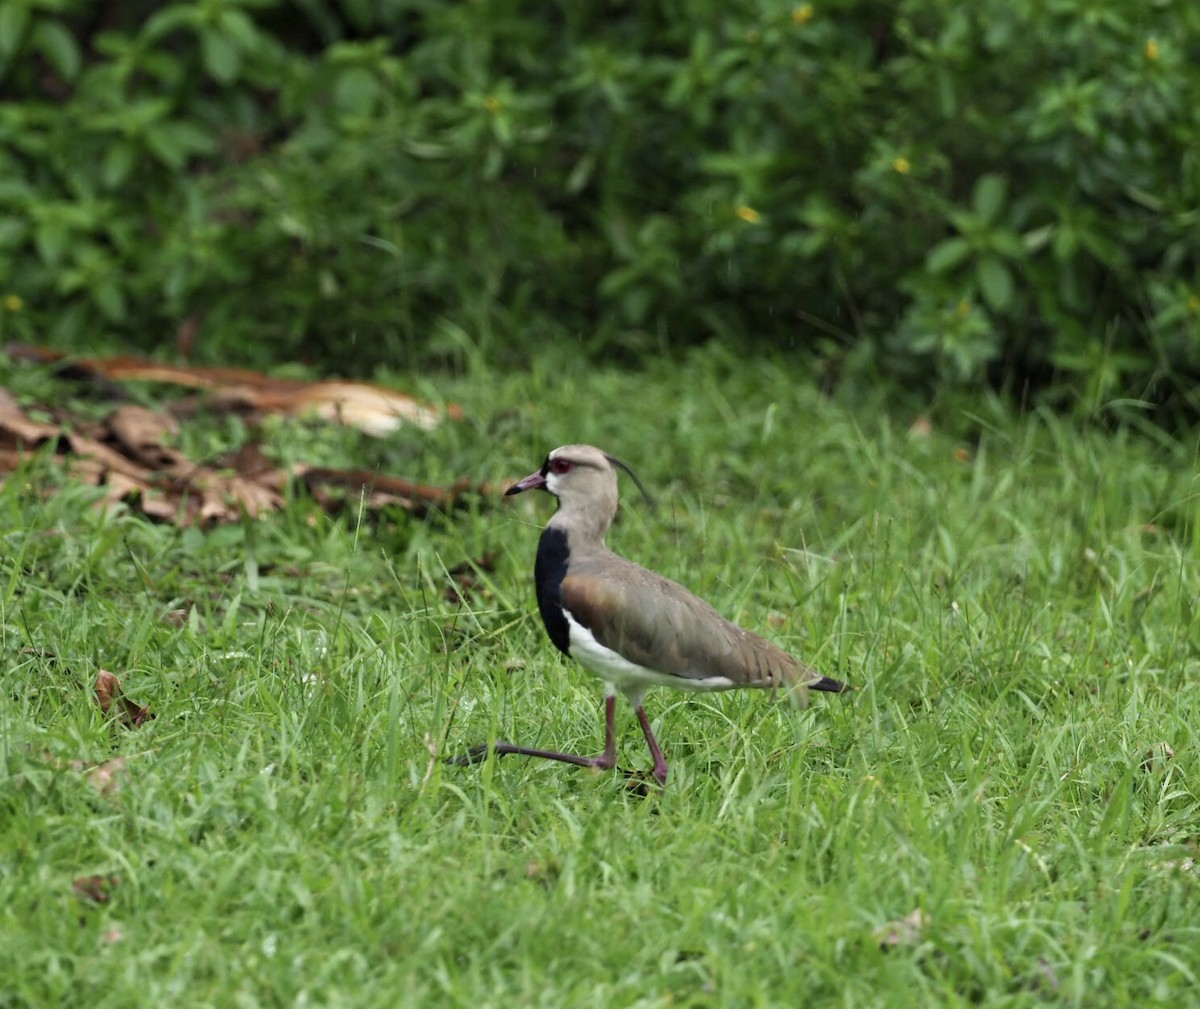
[875,908,929,950]
[1,355,491,526]
[94,670,154,728]
[72,874,120,905]
[7,343,461,435]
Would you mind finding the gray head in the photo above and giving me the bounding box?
[506,445,650,540]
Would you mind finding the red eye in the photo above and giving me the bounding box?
[549,458,572,475]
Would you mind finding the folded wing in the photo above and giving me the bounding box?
[560,560,825,694]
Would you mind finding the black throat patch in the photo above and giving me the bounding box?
[533,526,571,656]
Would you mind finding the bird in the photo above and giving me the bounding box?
[449,444,848,786]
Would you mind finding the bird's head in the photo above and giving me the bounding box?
[507,445,651,532]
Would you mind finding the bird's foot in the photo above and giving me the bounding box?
[620,767,666,797]
[443,741,513,766]
[445,741,617,772]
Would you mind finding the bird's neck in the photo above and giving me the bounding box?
[547,507,611,553]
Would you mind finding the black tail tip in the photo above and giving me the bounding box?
[812,675,850,693]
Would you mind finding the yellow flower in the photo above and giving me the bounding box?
[483,95,501,113]
[736,205,761,224]
[793,4,815,25]
[3,294,23,312]
[1145,37,1159,61]
[892,156,911,175]
[1187,294,1200,314]
[955,298,972,319]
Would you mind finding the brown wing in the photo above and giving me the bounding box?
[559,557,825,693]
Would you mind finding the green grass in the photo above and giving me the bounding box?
[2,344,1199,1007]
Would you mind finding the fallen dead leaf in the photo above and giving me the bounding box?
[72,874,120,904]
[298,467,490,515]
[0,391,487,526]
[106,404,182,468]
[176,313,201,358]
[1142,742,1175,772]
[1029,957,1061,992]
[0,387,62,448]
[83,756,129,795]
[875,908,928,950]
[908,415,933,438]
[212,441,283,485]
[94,670,154,727]
[7,343,460,435]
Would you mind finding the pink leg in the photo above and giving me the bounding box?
[449,695,618,772]
[634,705,669,786]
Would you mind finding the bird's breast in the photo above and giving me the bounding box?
[533,526,572,655]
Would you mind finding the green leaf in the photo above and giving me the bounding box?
[162,120,218,156]
[972,174,1007,225]
[34,222,67,267]
[201,30,240,84]
[1053,226,1077,262]
[976,255,1013,311]
[1022,225,1054,253]
[0,2,29,58]
[218,9,260,51]
[926,237,971,274]
[782,231,828,258]
[0,217,28,247]
[1123,184,1164,212]
[0,178,35,201]
[144,121,215,169]
[142,6,199,42]
[93,279,127,322]
[333,66,380,118]
[102,140,136,188]
[145,124,185,169]
[566,153,595,195]
[32,19,80,80]
[989,230,1026,259]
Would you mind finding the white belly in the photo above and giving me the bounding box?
[563,610,734,707]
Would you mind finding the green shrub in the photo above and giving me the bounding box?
[0,0,1197,408]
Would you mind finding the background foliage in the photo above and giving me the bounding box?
[1,0,1198,408]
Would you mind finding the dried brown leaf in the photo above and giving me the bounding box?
[4,355,480,526]
[0,389,61,448]
[105,404,182,468]
[72,874,120,904]
[276,380,456,435]
[1142,742,1175,773]
[94,670,120,716]
[176,313,201,358]
[94,670,154,727]
[7,345,460,434]
[875,908,928,950]
[908,415,934,438]
[64,429,157,485]
[212,441,285,487]
[1029,957,1061,992]
[85,756,128,795]
[299,467,488,514]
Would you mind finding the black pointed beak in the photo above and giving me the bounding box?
[505,469,548,495]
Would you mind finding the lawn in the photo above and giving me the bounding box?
[2,344,1198,1008]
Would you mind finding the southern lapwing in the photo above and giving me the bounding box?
[451,445,847,786]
